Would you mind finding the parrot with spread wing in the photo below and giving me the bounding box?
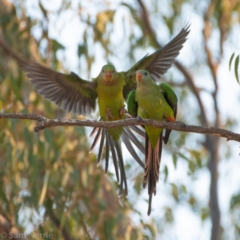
[127,70,178,215]
[0,24,189,196]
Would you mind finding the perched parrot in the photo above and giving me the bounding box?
[0,24,189,196]
[127,70,178,215]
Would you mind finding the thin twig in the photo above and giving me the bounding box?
[0,113,239,142]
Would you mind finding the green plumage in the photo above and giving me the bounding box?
[95,65,126,140]
[127,70,178,215]
[0,24,188,196]
[126,90,138,119]
[159,82,178,143]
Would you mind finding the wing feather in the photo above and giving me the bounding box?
[0,38,97,115]
[123,24,190,98]
[25,62,97,115]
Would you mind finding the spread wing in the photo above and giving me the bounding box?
[0,38,97,115]
[123,24,190,98]
[24,63,97,115]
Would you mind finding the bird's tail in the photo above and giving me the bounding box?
[143,132,162,215]
[163,129,171,144]
[89,124,145,196]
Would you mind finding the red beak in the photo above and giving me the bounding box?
[136,72,142,81]
[105,72,112,81]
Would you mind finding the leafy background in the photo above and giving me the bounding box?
[0,0,240,239]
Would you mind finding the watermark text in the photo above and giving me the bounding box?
[0,232,53,239]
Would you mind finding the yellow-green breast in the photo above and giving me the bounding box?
[96,72,126,141]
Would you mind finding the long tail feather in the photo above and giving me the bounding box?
[122,130,144,168]
[129,125,146,138]
[143,133,163,215]
[89,127,99,137]
[123,127,145,154]
[105,129,110,174]
[124,112,146,139]
[108,135,120,182]
[90,118,145,196]
[97,129,105,165]
[163,129,171,144]
[89,128,102,152]
[89,118,102,138]
[90,127,128,196]
[115,140,128,196]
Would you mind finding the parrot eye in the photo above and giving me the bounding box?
[144,72,148,76]
[112,70,115,73]
[102,70,104,73]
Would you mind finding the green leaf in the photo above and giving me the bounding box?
[230,193,240,209]
[144,222,157,238]
[164,207,174,223]
[200,208,209,222]
[181,184,187,193]
[164,165,168,182]
[172,153,177,169]
[52,39,65,52]
[188,195,196,206]
[188,159,196,173]
[171,183,178,201]
[177,152,190,162]
[229,52,235,71]
[234,55,240,84]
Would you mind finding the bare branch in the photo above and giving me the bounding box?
[203,1,222,239]
[203,1,221,128]
[0,113,239,142]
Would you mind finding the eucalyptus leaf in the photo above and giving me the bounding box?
[234,55,240,84]
[229,52,235,71]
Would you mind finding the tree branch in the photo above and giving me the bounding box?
[0,113,239,142]
[203,1,222,239]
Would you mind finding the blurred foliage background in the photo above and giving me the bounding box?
[0,0,240,239]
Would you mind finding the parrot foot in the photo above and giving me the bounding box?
[137,116,143,121]
[124,112,133,118]
[176,121,186,128]
[167,116,176,122]
[119,105,125,118]
[106,108,113,120]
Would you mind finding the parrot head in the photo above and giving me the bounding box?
[136,70,153,86]
[101,64,117,82]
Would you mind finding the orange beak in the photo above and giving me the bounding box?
[136,72,142,81]
[105,72,112,81]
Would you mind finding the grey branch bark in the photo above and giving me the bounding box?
[0,113,239,142]
[203,1,222,239]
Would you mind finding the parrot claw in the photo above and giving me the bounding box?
[119,105,125,118]
[137,116,143,121]
[124,112,133,118]
[106,108,113,120]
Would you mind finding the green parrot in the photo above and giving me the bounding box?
[0,24,189,196]
[127,70,178,215]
